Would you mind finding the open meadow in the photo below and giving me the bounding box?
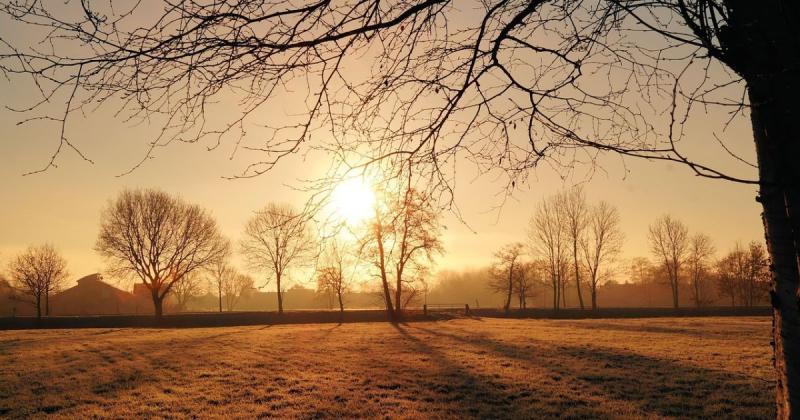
[0,316,773,419]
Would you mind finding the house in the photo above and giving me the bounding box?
[49,274,140,315]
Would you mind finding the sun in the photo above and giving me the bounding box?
[331,177,376,225]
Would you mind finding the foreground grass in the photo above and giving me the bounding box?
[0,317,773,419]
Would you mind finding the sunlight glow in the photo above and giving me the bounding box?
[331,177,376,225]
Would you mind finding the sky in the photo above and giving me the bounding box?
[0,2,765,290]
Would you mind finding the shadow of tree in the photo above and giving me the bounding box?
[410,324,773,418]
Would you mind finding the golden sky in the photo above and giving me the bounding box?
[0,3,764,289]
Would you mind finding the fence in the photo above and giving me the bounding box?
[422,303,471,316]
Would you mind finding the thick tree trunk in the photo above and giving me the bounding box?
[718,2,800,416]
[591,287,597,311]
[35,294,41,320]
[45,291,50,316]
[153,296,164,319]
[749,79,800,420]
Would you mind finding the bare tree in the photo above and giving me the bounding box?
[207,258,236,313]
[96,189,229,319]
[515,260,543,309]
[718,241,771,308]
[170,272,205,312]
[648,215,689,309]
[357,176,443,320]
[316,239,350,313]
[7,244,68,318]
[529,194,569,311]
[4,0,800,413]
[242,203,313,314]
[488,242,525,313]
[559,187,589,309]
[581,201,624,310]
[628,257,656,307]
[715,251,742,307]
[390,186,443,317]
[715,242,769,307]
[223,273,255,312]
[687,233,716,308]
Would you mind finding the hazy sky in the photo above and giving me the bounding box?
[0,3,764,289]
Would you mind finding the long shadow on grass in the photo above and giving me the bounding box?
[410,324,773,419]
[556,320,764,342]
[388,323,612,418]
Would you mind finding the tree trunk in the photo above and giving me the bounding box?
[218,283,222,313]
[395,267,403,318]
[718,2,800,416]
[671,269,680,309]
[573,244,584,309]
[504,265,513,313]
[276,272,283,314]
[338,290,344,313]
[45,291,50,316]
[749,78,800,420]
[591,286,597,311]
[35,294,41,320]
[153,296,164,319]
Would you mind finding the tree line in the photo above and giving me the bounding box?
[3,180,442,320]
[488,186,769,312]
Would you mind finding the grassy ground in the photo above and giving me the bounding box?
[0,317,773,419]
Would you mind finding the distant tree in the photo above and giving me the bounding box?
[316,239,350,313]
[170,272,205,312]
[743,242,770,307]
[648,215,689,309]
[489,243,525,313]
[715,248,745,306]
[581,201,624,311]
[714,242,769,308]
[687,233,716,308]
[7,244,69,319]
[514,261,543,310]
[627,258,658,307]
[207,258,236,313]
[530,194,569,311]
[242,203,313,314]
[96,189,229,319]
[223,273,255,312]
[559,187,589,310]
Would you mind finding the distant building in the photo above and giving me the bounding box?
[50,274,140,315]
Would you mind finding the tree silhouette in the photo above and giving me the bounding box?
[96,189,229,319]
[7,244,68,319]
[489,242,526,313]
[648,215,689,309]
[241,203,312,314]
[687,233,716,308]
[357,176,443,320]
[581,201,623,311]
[2,0,799,413]
[529,193,569,311]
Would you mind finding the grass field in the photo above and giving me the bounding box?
[0,317,773,419]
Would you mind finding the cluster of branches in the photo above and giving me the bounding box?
[0,0,755,191]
